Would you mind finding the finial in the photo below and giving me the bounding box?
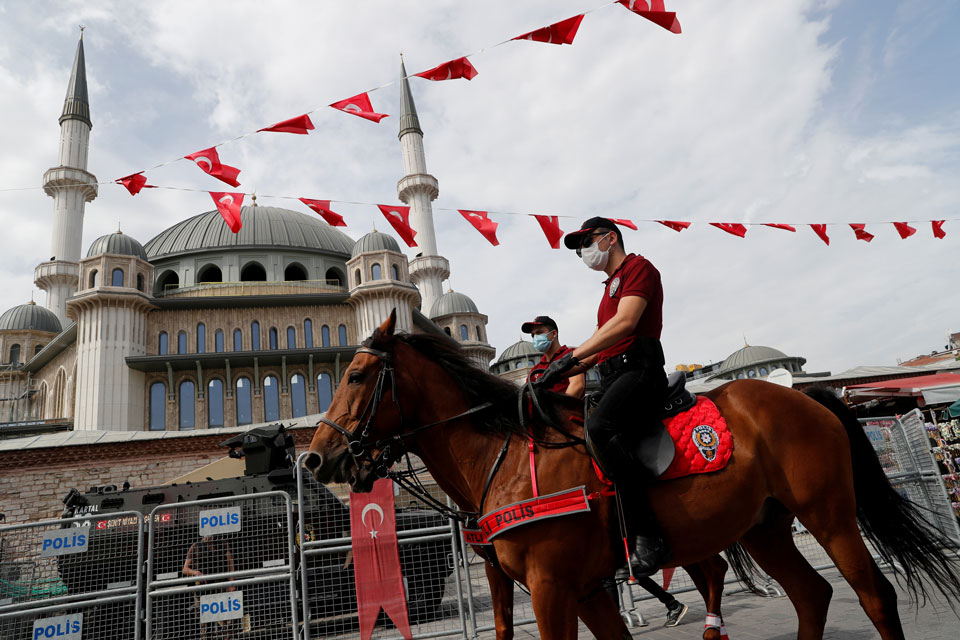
[116,222,123,234]
[79,25,85,40]
[743,333,749,347]
[251,192,258,207]
[29,293,35,304]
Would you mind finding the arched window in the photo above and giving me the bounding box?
[208,379,224,427]
[284,263,307,281]
[747,369,757,378]
[111,268,124,287]
[290,374,307,418]
[177,331,187,354]
[354,269,361,286]
[240,262,266,281]
[444,327,451,336]
[515,361,522,369]
[215,329,224,353]
[391,264,400,280]
[198,264,223,283]
[149,382,166,430]
[371,263,382,280]
[179,380,196,430]
[9,344,20,365]
[233,329,243,351]
[321,325,330,347]
[338,325,348,346]
[528,359,535,367]
[251,321,261,350]
[460,325,469,340]
[158,332,168,355]
[759,366,768,376]
[34,344,44,356]
[156,270,178,294]
[304,319,314,348]
[287,327,296,349]
[476,326,483,341]
[269,327,278,350]
[263,375,280,421]
[89,269,98,288]
[196,323,206,353]
[325,268,345,288]
[236,377,253,426]
[136,273,144,291]
[317,373,333,412]
[737,372,746,379]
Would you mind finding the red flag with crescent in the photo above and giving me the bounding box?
[330,93,389,123]
[656,220,690,232]
[932,220,946,239]
[764,223,796,232]
[258,114,315,134]
[350,480,412,640]
[185,147,241,187]
[458,210,500,246]
[849,223,874,242]
[810,224,830,245]
[513,14,585,45]
[611,218,638,230]
[377,205,418,247]
[618,0,682,34]
[210,192,244,233]
[533,215,564,248]
[415,57,479,81]
[299,198,346,227]
[118,173,148,196]
[709,222,747,238]
[893,222,916,239]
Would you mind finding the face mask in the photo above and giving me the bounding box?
[580,236,610,271]
[532,333,552,352]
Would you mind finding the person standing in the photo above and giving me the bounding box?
[522,315,585,398]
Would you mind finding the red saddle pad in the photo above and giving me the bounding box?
[660,396,733,481]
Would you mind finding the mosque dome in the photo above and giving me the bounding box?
[429,291,479,319]
[495,339,540,365]
[0,302,62,334]
[351,230,401,258]
[714,344,806,380]
[87,230,147,260]
[144,206,355,260]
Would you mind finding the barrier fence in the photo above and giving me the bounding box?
[2,411,958,640]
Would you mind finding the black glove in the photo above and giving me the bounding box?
[535,352,580,389]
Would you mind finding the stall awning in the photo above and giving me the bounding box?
[846,373,960,405]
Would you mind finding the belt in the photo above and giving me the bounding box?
[596,339,664,379]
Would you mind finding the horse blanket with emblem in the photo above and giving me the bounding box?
[659,396,732,480]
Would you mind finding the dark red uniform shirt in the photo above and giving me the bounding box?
[597,253,663,363]
[527,345,574,394]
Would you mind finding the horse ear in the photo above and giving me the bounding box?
[376,309,397,338]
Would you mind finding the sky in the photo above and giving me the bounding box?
[0,0,958,375]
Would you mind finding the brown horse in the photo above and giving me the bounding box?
[305,312,960,640]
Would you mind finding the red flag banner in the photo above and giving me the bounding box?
[512,14,585,45]
[611,218,638,230]
[710,223,747,238]
[415,57,479,82]
[764,223,796,232]
[618,0,682,34]
[533,215,564,248]
[185,147,242,187]
[300,198,346,227]
[662,567,676,591]
[932,220,946,239]
[330,93,389,123]
[656,220,690,232]
[258,114,315,134]
[458,210,500,246]
[377,205,418,247]
[118,173,148,196]
[893,222,916,239]
[849,223,874,243]
[350,480,413,640]
[810,224,830,246]
[210,192,244,233]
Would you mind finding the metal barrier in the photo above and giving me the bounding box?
[144,492,298,640]
[0,511,143,640]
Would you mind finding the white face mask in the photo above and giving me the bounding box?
[580,235,610,271]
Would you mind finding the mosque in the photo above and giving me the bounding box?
[0,34,496,436]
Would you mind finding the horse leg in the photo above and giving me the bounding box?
[685,555,728,640]
[528,578,579,640]
[484,562,515,640]
[576,583,631,640]
[739,514,834,640]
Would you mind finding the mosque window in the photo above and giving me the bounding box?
[179,380,196,430]
[317,373,333,412]
[198,264,223,283]
[748,369,757,378]
[9,344,20,365]
[177,331,187,354]
[287,327,296,349]
[240,262,266,282]
[149,382,166,430]
[515,361,523,369]
[158,332,168,355]
[215,329,224,353]
[737,372,745,379]
[34,344,44,356]
[269,327,278,350]
[460,325,469,341]
[476,326,483,341]
[196,323,206,354]
[264,375,280,421]
[304,319,314,348]
[444,327,451,336]
[338,325,348,346]
[354,269,362,286]
[290,374,307,418]
[156,270,179,295]
[111,268,124,287]
[392,264,400,280]
[236,377,253,426]
[759,366,768,376]
[89,269,98,288]
[208,379,225,427]
[321,325,331,347]
[233,329,243,351]
[284,263,307,281]
[251,322,261,350]
[371,263,382,280]
[136,274,144,291]
[325,268,344,288]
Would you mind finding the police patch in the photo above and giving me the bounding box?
[691,425,719,461]
[609,276,621,297]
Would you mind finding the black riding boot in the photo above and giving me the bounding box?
[623,485,671,578]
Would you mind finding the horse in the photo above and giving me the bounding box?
[305,311,960,640]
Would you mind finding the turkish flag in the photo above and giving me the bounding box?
[258,114,315,134]
[810,224,830,246]
[210,192,244,233]
[415,57,479,81]
[709,223,747,238]
[118,173,148,196]
[299,198,346,227]
[932,220,946,239]
[618,0,681,34]
[611,218,638,230]
[533,215,564,248]
[662,568,676,590]
[350,480,412,640]
[893,222,916,239]
[656,220,690,232]
[513,14,584,45]
[377,205,418,247]
[764,223,796,232]
[185,147,242,187]
[458,210,499,246]
[330,93,389,123]
[849,223,874,243]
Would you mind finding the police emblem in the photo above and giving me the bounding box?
[609,276,621,297]
[691,425,719,461]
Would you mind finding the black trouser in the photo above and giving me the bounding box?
[603,575,678,609]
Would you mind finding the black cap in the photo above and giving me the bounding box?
[521,315,558,334]
[563,216,623,250]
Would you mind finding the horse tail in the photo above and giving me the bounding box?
[804,386,960,608]
[724,542,767,595]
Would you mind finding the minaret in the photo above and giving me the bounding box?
[398,59,449,316]
[34,31,98,327]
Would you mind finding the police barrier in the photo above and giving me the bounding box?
[144,492,298,640]
[0,511,143,640]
